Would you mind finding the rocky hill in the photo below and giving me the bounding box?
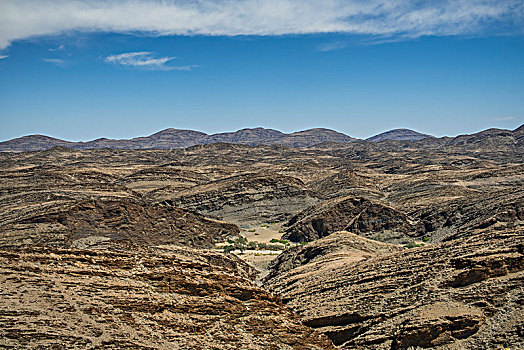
[3,125,523,153]
[0,245,334,349]
[156,172,320,224]
[282,196,421,243]
[366,128,432,142]
[265,227,523,349]
[0,127,357,152]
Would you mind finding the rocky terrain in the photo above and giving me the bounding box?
[0,124,522,349]
[0,245,334,349]
[0,127,357,151]
[265,227,523,349]
[282,196,422,243]
[366,128,432,142]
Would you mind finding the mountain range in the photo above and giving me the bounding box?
[365,128,431,142]
[0,125,522,152]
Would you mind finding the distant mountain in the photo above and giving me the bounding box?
[3,125,522,152]
[444,126,523,151]
[0,127,356,152]
[366,129,432,142]
[0,135,77,151]
[277,128,356,147]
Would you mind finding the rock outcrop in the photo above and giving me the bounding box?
[0,198,240,250]
[282,196,421,243]
[159,172,319,224]
[265,226,524,349]
[0,246,335,349]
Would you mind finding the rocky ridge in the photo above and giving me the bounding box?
[0,245,334,349]
[366,128,432,142]
[0,127,357,152]
[265,226,524,349]
[282,196,422,243]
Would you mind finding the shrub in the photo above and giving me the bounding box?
[404,240,423,249]
[223,245,236,253]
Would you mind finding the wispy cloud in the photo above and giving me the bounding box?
[0,1,522,49]
[43,57,67,66]
[105,51,195,71]
[0,55,8,60]
[318,41,350,52]
[48,44,65,52]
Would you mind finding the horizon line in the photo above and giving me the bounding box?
[1,124,522,144]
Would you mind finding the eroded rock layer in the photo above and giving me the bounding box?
[265,226,524,349]
[158,172,319,224]
[282,196,421,243]
[0,198,239,250]
[0,246,335,349]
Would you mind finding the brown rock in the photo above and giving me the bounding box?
[282,196,421,242]
[265,226,524,349]
[0,246,335,349]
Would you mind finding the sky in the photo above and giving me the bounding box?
[1,0,523,141]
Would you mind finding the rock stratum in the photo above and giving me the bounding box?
[0,246,334,349]
[265,228,523,349]
[0,125,523,349]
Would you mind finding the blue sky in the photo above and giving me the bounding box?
[1,0,523,141]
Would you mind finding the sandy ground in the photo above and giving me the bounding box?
[215,221,291,284]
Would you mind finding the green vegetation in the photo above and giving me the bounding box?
[422,237,430,242]
[247,229,256,232]
[403,240,424,249]
[222,236,287,253]
[223,245,236,253]
[270,238,289,245]
[260,224,269,227]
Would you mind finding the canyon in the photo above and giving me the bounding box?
[0,125,522,349]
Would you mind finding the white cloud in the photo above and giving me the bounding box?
[492,116,517,121]
[0,55,8,59]
[105,51,194,71]
[318,41,350,52]
[43,57,67,66]
[48,44,65,51]
[0,1,522,49]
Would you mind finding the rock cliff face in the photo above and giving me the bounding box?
[282,196,421,243]
[265,226,524,349]
[0,246,334,349]
[159,172,319,224]
[0,198,240,250]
